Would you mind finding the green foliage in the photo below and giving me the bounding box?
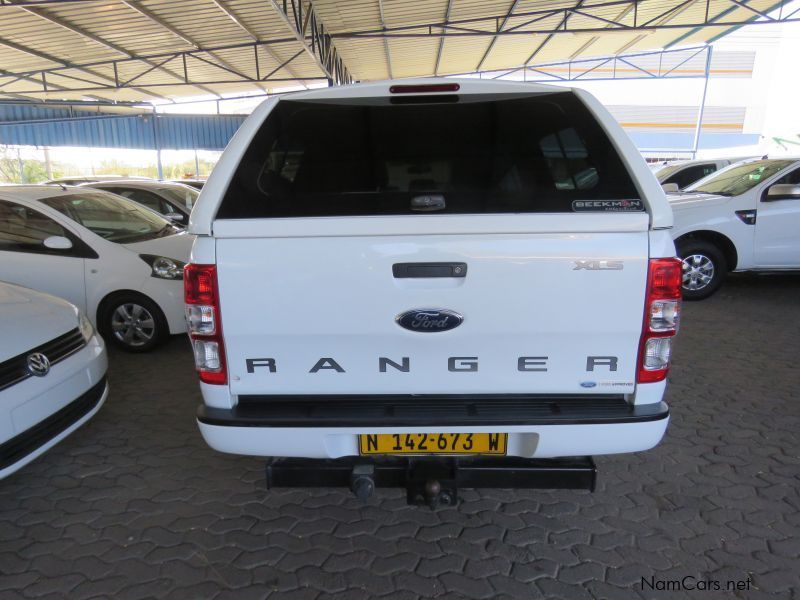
[0,155,50,184]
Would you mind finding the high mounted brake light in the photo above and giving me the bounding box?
[637,258,682,384]
[185,264,227,385]
[389,83,460,94]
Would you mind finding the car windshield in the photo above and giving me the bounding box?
[686,160,793,196]
[654,163,684,181]
[39,192,179,243]
[156,185,199,210]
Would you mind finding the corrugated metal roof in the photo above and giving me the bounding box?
[0,104,245,150]
[0,0,789,103]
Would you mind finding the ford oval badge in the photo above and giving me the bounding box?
[396,309,463,333]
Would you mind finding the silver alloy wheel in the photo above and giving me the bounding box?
[682,254,715,291]
[111,303,156,347]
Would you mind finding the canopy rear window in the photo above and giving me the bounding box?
[217,92,641,219]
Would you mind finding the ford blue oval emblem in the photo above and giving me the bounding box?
[580,381,597,388]
[396,309,463,333]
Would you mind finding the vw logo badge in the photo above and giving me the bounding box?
[26,352,51,377]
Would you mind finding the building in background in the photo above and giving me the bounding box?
[553,21,800,160]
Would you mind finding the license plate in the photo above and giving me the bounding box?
[359,433,507,455]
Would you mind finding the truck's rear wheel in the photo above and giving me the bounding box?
[677,240,727,300]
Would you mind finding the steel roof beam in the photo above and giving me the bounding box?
[3,5,794,76]
[209,0,309,88]
[476,0,522,72]
[0,66,73,97]
[5,76,326,96]
[17,6,177,101]
[332,16,800,37]
[209,0,262,40]
[3,40,296,80]
[268,0,353,85]
[0,0,106,6]
[121,1,195,47]
[377,0,393,79]
[434,0,453,75]
[483,44,712,81]
[0,35,123,103]
[122,0,261,95]
[329,0,799,38]
[727,0,775,20]
[260,49,304,81]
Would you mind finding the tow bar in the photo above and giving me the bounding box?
[266,456,596,508]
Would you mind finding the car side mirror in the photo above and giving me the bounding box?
[661,183,680,193]
[165,212,185,222]
[43,235,73,250]
[765,183,800,201]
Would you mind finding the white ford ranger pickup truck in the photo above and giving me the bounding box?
[668,157,800,299]
[186,79,680,507]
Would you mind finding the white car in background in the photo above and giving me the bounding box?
[0,186,193,351]
[670,157,800,299]
[0,281,107,480]
[45,175,152,186]
[651,158,743,192]
[81,179,199,224]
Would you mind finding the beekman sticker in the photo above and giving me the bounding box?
[572,199,644,212]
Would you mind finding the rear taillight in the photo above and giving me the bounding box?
[184,264,227,385]
[638,258,682,384]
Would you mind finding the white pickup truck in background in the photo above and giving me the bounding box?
[670,158,800,299]
[185,79,681,507]
[652,158,738,192]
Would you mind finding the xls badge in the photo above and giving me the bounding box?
[572,199,644,212]
[396,309,463,333]
[574,259,624,270]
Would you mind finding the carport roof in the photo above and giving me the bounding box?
[0,0,795,104]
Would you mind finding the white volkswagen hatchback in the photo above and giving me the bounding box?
[0,186,193,351]
[0,281,107,480]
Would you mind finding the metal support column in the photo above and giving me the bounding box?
[151,108,163,180]
[691,46,713,159]
[16,147,25,183]
[43,146,52,179]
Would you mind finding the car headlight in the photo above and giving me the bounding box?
[79,313,94,342]
[139,255,186,280]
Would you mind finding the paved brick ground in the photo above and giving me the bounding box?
[1,273,799,599]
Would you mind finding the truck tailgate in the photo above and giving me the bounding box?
[215,214,648,396]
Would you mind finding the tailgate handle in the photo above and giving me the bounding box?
[392,262,467,278]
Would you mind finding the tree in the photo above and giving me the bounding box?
[0,146,50,183]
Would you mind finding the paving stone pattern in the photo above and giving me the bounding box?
[1,273,799,598]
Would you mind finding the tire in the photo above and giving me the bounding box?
[677,240,728,300]
[99,292,169,352]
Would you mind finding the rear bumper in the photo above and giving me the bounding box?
[199,394,667,427]
[197,397,669,459]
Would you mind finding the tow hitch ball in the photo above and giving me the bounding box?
[349,463,458,509]
[413,479,457,509]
